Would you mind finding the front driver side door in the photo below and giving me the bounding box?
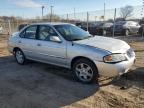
[35,25,67,67]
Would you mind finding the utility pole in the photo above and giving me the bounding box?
[142,0,144,39]
[104,2,106,21]
[95,16,97,23]
[112,8,117,38]
[141,0,144,16]
[67,14,69,22]
[42,6,44,19]
[74,8,76,23]
[103,2,106,36]
[50,6,54,22]
[87,12,89,32]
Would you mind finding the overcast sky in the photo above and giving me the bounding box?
[0,0,142,18]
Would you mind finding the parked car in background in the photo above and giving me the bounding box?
[79,22,113,36]
[81,22,96,35]
[96,22,113,35]
[8,23,135,83]
[0,25,3,34]
[138,24,144,35]
[18,24,28,31]
[80,22,104,35]
[110,21,140,36]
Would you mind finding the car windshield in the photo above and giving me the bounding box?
[115,21,126,25]
[54,24,92,41]
[103,23,113,27]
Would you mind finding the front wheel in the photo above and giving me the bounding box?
[125,29,129,36]
[14,49,26,65]
[103,30,107,36]
[72,59,98,84]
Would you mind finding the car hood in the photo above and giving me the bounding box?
[75,36,130,53]
[11,32,19,37]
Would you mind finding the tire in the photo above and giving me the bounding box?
[72,58,98,84]
[14,49,26,65]
[103,30,107,36]
[125,29,129,36]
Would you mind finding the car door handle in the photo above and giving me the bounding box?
[37,43,41,46]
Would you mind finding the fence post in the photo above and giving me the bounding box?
[142,26,144,39]
[87,12,89,32]
[103,3,106,36]
[112,8,116,38]
[67,14,69,22]
[16,19,19,32]
[8,20,11,35]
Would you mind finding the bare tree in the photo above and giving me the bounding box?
[120,5,134,19]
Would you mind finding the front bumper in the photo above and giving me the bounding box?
[94,56,135,77]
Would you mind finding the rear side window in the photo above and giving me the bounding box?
[19,25,37,39]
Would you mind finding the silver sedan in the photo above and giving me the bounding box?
[8,23,135,83]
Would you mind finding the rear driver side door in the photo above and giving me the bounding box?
[18,25,39,59]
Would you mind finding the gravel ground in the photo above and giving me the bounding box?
[0,35,144,108]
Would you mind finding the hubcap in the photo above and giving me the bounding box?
[126,30,129,36]
[16,51,24,63]
[103,30,106,35]
[75,63,93,82]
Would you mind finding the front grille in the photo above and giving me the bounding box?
[127,49,135,58]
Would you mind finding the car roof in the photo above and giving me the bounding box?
[29,22,72,26]
[117,21,137,23]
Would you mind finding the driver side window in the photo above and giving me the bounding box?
[38,25,58,41]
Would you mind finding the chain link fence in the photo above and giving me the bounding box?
[0,6,144,41]
[60,6,143,39]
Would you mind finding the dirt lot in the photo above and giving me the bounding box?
[0,35,144,108]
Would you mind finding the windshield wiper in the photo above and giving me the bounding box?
[83,35,93,39]
[72,38,82,41]
[71,35,93,41]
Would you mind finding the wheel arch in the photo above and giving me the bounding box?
[71,56,98,70]
[126,27,130,30]
[13,47,22,54]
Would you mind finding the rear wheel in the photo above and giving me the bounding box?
[72,58,98,84]
[14,49,26,65]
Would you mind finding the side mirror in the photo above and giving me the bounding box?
[50,36,62,43]
[86,31,90,34]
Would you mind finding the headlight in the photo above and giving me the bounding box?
[103,54,127,63]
